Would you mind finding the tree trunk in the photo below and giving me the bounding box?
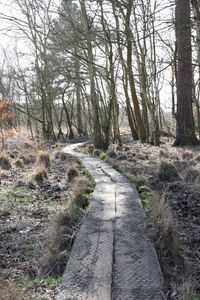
[127,40,147,142]
[122,72,139,140]
[74,53,84,136]
[192,0,200,138]
[173,0,199,145]
[80,0,104,149]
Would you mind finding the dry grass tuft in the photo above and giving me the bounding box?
[39,212,72,278]
[0,279,25,300]
[31,167,48,184]
[37,151,50,169]
[54,151,68,161]
[150,193,184,298]
[159,149,169,159]
[0,154,12,170]
[70,176,90,208]
[39,172,94,278]
[158,161,180,181]
[151,193,183,260]
[182,151,193,161]
[66,163,80,182]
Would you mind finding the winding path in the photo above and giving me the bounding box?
[56,143,165,300]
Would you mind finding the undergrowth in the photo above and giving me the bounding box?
[39,162,95,279]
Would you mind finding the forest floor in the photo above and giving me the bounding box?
[1,131,200,300]
[0,132,93,300]
[80,134,200,300]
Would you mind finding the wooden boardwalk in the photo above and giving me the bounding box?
[56,143,165,300]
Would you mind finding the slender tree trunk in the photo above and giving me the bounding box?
[74,52,84,136]
[127,40,147,142]
[122,73,139,140]
[61,90,74,139]
[80,0,104,148]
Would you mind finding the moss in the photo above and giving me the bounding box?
[99,152,106,160]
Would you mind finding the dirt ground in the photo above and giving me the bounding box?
[0,132,87,300]
[82,134,200,300]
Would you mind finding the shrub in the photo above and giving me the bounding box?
[0,154,11,170]
[158,161,180,181]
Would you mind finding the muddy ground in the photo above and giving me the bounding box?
[81,134,200,300]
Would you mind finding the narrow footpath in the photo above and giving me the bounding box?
[56,143,166,300]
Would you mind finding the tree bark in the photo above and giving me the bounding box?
[173,0,199,146]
